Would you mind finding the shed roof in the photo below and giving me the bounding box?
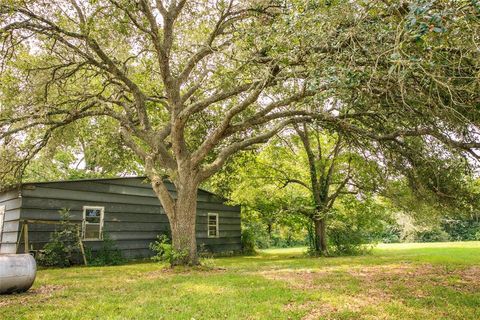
[2,176,226,200]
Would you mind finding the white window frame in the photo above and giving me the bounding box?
[82,206,104,241]
[0,205,5,244]
[207,213,219,238]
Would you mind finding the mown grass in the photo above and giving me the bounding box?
[1,242,480,319]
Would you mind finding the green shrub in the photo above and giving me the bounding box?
[86,234,125,266]
[319,196,388,256]
[241,227,256,255]
[198,243,213,259]
[270,229,308,248]
[244,220,271,249]
[149,234,187,265]
[441,219,480,241]
[327,220,372,256]
[37,210,80,268]
[379,224,402,243]
[199,255,217,268]
[415,227,451,242]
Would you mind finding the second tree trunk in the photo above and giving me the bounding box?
[314,218,327,254]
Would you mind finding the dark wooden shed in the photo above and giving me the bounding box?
[0,177,241,259]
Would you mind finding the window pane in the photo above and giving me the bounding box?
[208,214,218,237]
[84,223,100,239]
[208,226,217,237]
[208,215,217,225]
[85,209,101,223]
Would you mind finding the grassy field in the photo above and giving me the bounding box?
[1,242,480,320]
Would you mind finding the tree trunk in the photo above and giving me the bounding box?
[151,175,200,266]
[313,218,327,255]
[170,182,199,266]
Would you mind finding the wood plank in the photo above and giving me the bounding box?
[3,209,21,222]
[196,224,241,231]
[196,230,241,238]
[0,190,20,203]
[105,213,168,223]
[196,202,240,212]
[197,237,241,245]
[20,208,169,223]
[108,231,162,241]
[199,243,242,253]
[197,220,241,226]
[2,221,19,233]
[21,197,164,214]
[120,248,153,259]
[28,239,158,249]
[24,223,29,253]
[35,181,157,197]
[22,230,165,242]
[1,198,22,212]
[21,209,83,221]
[22,221,169,233]
[83,239,158,250]
[96,178,227,202]
[196,215,241,225]
[22,187,163,206]
[0,231,18,243]
[104,222,170,232]
[196,211,240,218]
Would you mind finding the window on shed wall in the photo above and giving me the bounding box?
[207,213,219,238]
[82,206,104,240]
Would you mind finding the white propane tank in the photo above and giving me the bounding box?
[0,254,37,294]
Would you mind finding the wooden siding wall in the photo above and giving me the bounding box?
[0,190,22,254]
[17,178,241,259]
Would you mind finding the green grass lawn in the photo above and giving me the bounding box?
[1,242,480,320]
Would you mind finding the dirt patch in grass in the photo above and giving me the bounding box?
[145,269,172,279]
[145,266,227,279]
[33,284,65,295]
[284,301,340,320]
[348,264,480,294]
[262,263,480,318]
[448,266,480,292]
[262,264,480,293]
[0,284,65,308]
[266,268,390,318]
[259,269,330,290]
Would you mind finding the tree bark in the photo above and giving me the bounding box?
[170,181,199,266]
[151,174,200,266]
[313,218,327,255]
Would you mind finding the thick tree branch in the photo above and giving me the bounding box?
[199,118,297,179]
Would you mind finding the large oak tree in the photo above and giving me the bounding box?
[0,0,325,265]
